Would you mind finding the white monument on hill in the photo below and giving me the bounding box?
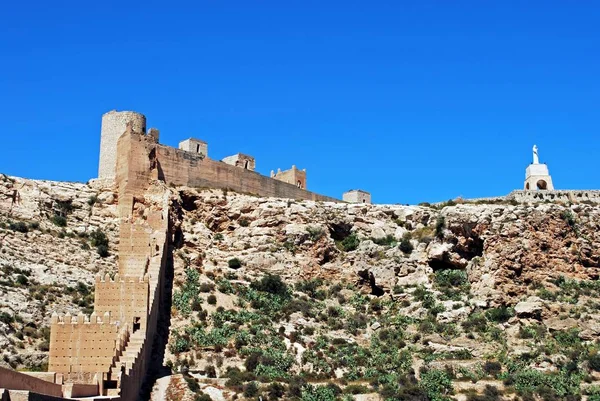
[524,145,554,190]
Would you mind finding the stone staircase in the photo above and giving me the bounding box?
[105,331,146,397]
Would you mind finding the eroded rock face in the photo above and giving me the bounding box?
[0,175,119,369]
[174,188,600,306]
[3,176,600,399]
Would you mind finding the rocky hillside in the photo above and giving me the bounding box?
[2,175,600,401]
[163,188,600,401]
[0,174,118,370]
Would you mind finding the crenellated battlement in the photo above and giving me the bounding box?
[94,272,150,283]
[50,311,117,326]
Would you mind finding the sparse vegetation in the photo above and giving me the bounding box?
[51,214,67,227]
[338,233,359,252]
[228,258,242,269]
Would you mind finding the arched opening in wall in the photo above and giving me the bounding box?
[526,182,530,190]
[196,144,200,153]
[536,180,548,190]
[362,199,366,203]
[297,180,302,188]
[244,160,249,169]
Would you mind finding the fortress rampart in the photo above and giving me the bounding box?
[508,190,600,203]
[154,144,337,201]
[48,312,126,375]
[98,110,339,202]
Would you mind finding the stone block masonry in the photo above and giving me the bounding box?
[98,109,339,202]
[48,312,124,375]
[155,145,337,202]
[98,110,146,180]
[343,189,371,204]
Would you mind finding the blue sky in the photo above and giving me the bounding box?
[1,1,599,204]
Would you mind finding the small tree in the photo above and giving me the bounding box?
[228,258,242,269]
[340,233,360,252]
[399,238,414,254]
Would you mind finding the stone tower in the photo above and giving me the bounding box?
[524,144,554,190]
[343,189,371,204]
[98,110,146,180]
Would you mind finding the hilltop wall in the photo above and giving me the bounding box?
[508,190,600,203]
[154,144,337,202]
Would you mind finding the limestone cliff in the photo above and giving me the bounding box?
[2,175,600,401]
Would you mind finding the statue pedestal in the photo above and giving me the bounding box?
[525,164,554,190]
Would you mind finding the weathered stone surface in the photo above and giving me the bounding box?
[514,297,544,319]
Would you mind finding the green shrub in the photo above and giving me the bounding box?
[97,244,109,258]
[0,312,13,324]
[199,283,214,293]
[90,229,108,247]
[301,384,338,401]
[205,365,217,378]
[371,234,396,246]
[207,294,217,305]
[267,382,286,400]
[243,381,259,397]
[239,218,250,227]
[434,269,470,299]
[588,354,600,372]
[306,226,324,241]
[251,274,289,297]
[185,376,200,392]
[553,328,581,348]
[344,384,369,394]
[461,312,488,333]
[90,229,109,257]
[485,306,513,323]
[483,361,502,377]
[419,368,454,401]
[228,258,242,269]
[435,216,446,238]
[9,221,29,233]
[16,274,29,286]
[399,237,414,254]
[339,233,360,252]
[466,385,502,401]
[194,393,212,401]
[518,323,546,340]
[52,215,67,227]
[295,278,325,299]
[560,210,577,228]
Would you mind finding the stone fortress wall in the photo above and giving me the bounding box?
[443,190,600,206]
[98,110,339,202]
[0,121,174,400]
[508,190,600,203]
[48,312,126,375]
[155,145,336,201]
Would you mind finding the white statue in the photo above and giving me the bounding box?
[533,145,539,164]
